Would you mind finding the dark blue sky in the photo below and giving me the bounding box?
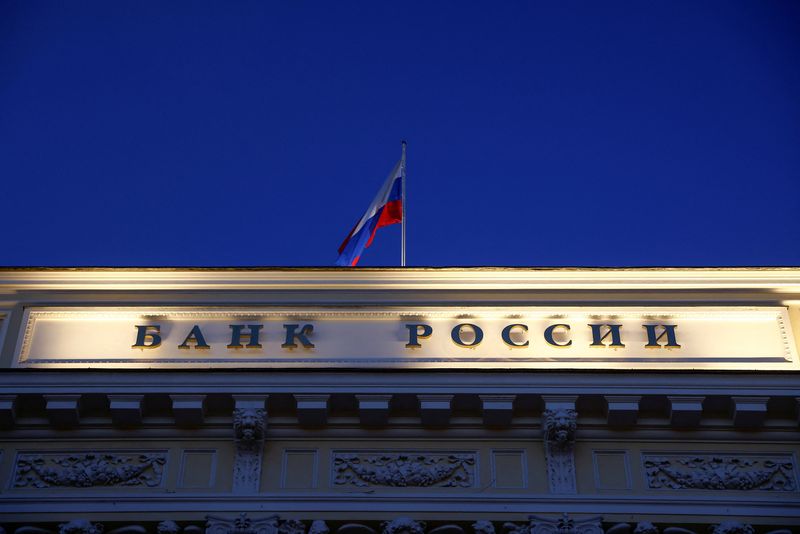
[1,2,799,267]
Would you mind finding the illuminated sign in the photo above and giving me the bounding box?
[12,307,799,370]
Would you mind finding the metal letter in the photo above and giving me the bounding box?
[588,324,625,347]
[544,324,572,347]
[501,324,529,347]
[282,324,315,348]
[405,323,433,348]
[178,325,210,349]
[451,323,484,347]
[644,324,681,348]
[132,325,161,349]
[228,324,264,348]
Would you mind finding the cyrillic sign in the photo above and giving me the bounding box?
[13,307,799,370]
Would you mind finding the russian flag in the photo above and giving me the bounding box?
[336,159,403,266]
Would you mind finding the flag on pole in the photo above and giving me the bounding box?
[336,159,403,267]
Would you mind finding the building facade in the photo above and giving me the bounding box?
[0,268,798,534]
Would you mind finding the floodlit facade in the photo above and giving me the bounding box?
[0,268,798,534]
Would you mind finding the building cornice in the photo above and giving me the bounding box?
[1,267,800,292]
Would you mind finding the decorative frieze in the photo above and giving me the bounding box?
[643,454,797,491]
[0,518,793,534]
[13,452,166,488]
[333,451,475,488]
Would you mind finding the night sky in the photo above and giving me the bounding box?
[1,2,799,267]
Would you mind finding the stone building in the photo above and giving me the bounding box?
[0,267,798,534]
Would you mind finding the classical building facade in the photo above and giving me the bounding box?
[0,268,798,534]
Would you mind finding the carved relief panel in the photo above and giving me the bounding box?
[643,453,797,491]
[12,451,167,489]
[332,451,477,488]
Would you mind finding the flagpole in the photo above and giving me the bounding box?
[401,140,407,267]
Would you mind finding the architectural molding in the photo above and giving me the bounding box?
[6,371,799,396]
[0,520,790,534]
[3,267,800,293]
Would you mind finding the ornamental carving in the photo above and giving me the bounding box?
[59,521,103,534]
[710,523,754,534]
[543,409,577,450]
[633,523,659,534]
[13,452,166,488]
[643,455,797,491]
[232,407,267,493]
[234,408,266,442]
[542,408,577,494]
[333,452,475,488]
[206,513,279,534]
[380,519,425,534]
[157,522,180,534]
[504,514,602,534]
[278,521,305,534]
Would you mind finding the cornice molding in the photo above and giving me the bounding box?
[1,267,800,292]
[0,492,798,518]
[1,370,798,396]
